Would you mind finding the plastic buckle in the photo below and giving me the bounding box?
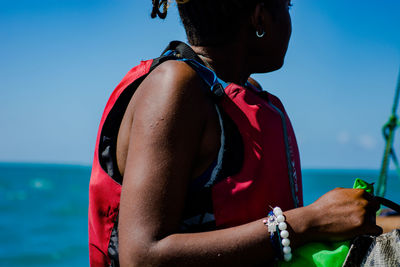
[211,83,225,98]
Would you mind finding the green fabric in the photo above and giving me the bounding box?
[353,178,374,195]
[276,179,374,267]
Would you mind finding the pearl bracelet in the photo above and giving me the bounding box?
[264,207,292,262]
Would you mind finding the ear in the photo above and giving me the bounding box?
[250,3,266,32]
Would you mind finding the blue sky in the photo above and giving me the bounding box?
[0,0,399,169]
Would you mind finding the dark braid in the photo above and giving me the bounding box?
[151,0,169,19]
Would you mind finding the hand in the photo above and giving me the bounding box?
[306,188,382,242]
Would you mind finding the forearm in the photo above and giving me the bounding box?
[376,216,400,233]
[151,218,273,266]
[122,207,312,267]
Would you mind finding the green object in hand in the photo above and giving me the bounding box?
[353,178,374,194]
[276,178,374,267]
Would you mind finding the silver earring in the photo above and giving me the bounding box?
[256,29,265,38]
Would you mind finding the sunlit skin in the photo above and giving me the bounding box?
[114,1,387,266]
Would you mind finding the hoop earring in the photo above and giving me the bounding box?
[256,29,265,38]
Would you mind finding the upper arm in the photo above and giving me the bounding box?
[118,61,210,263]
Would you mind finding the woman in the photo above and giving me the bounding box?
[89,0,383,266]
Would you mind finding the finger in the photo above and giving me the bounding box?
[360,191,381,212]
[367,197,381,212]
[361,190,374,201]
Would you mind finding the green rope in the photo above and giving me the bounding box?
[376,69,400,197]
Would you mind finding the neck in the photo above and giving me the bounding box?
[191,42,250,85]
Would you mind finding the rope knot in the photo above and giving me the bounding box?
[382,115,398,140]
[388,115,398,129]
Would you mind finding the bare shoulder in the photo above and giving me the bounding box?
[142,60,207,97]
[116,60,218,176]
[132,60,212,117]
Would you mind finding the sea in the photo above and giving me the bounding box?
[1,163,399,266]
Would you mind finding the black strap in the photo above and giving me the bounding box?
[375,196,400,214]
[161,40,204,62]
[151,41,206,72]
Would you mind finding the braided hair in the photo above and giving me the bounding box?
[151,0,278,46]
[151,0,169,19]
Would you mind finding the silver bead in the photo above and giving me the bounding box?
[282,238,290,247]
[280,230,289,239]
[278,222,287,231]
[277,215,285,223]
[284,253,292,262]
[283,246,291,254]
[273,207,283,216]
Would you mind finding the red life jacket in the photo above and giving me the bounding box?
[88,42,303,266]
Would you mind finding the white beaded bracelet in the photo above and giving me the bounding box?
[273,207,292,262]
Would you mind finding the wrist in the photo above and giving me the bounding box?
[284,205,316,247]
